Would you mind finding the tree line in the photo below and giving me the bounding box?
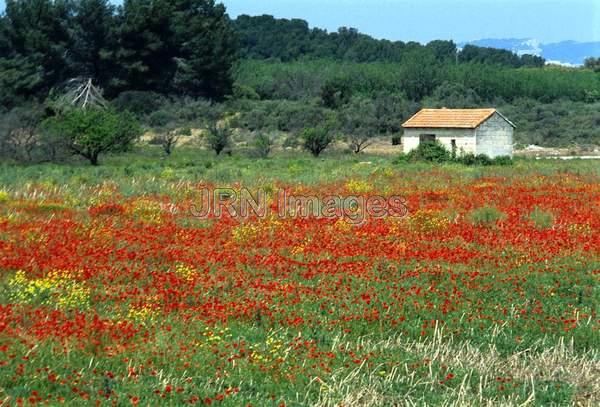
[232,15,545,68]
[0,0,236,109]
[1,2,557,111]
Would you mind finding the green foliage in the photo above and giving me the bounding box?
[459,45,544,67]
[339,97,377,153]
[583,57,600,73]
[407,140,451,163]
[373,91,410,133]
[273,101,332,133]
[0,0,71,106]
[456,153,492,166]
[455,154,512,166]
[148,106,192,155]
[252,132,274,158]
[399,49,444,100]
[232,15,541,70]
[400,141,514,166]
[499,99,600,147]
[0,0,236,108]
[490,156,513,166]
[235,59,600,106]
[230,99,335,134]
[469,206,507,226]
[321,76,352,108]
[113,91,166,118]
[232,83,260,100]
[205,125,232,156]
[170,0,237,100]
[0,56,44,108]
[69,0,116,86]
[425,82,481,108]
[41,109,141,165]
[301,126,335,157]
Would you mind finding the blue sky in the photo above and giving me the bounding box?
[1,0,598,43]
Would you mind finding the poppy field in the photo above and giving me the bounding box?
[0,153,599,406]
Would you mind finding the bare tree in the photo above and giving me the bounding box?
[341,97,378,153]
[0,105,47,163]
[53,78,109,112]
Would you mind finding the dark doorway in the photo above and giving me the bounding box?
[420,134,436,143]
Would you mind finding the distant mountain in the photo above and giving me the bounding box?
[459,39,600,66]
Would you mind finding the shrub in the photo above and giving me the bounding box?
[206,125,232,156]
[391,134,402,146]
[41,109,141,165]
[148,109,192,155]
[393,153,409,164]
[252,132,275,158]
[469,206,507,226]
[232,83,260,100]
[456,153,512,166]
[491,155,513,166]
[301,126,335,157]
[407,139,450,163]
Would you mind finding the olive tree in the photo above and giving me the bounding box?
[301,125,335,157]
[41,109,141,165]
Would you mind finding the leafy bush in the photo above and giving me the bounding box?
[399,141,514,166]
[457,153,490,166]
[301,126,335,157]
[456,153,512,166]
[393,153,409,164]
[407,140,450,163]
[491,155,513,166]
[469,206,507,226]
[41,109,141,165]
[206,125,232,156]
[252,132,275,158]
[232,84,260,100]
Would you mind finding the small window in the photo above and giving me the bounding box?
[420,134,436,142]
[451,140,457,149]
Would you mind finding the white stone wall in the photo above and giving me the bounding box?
[475,113,514,158]
[403,128,476,155]
[403,114,514,158]
[402,134,421,154]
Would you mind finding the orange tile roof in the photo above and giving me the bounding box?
[402,108,498,129]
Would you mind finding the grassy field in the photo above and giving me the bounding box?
[0,148,599,406]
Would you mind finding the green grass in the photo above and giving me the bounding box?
[1,146,599,195]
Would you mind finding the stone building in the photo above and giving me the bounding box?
[402,108,515,158]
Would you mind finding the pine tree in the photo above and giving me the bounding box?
[111,0,177,94]
[0,0,72,106]
[69,0,116,87]
[170,0,236,100]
